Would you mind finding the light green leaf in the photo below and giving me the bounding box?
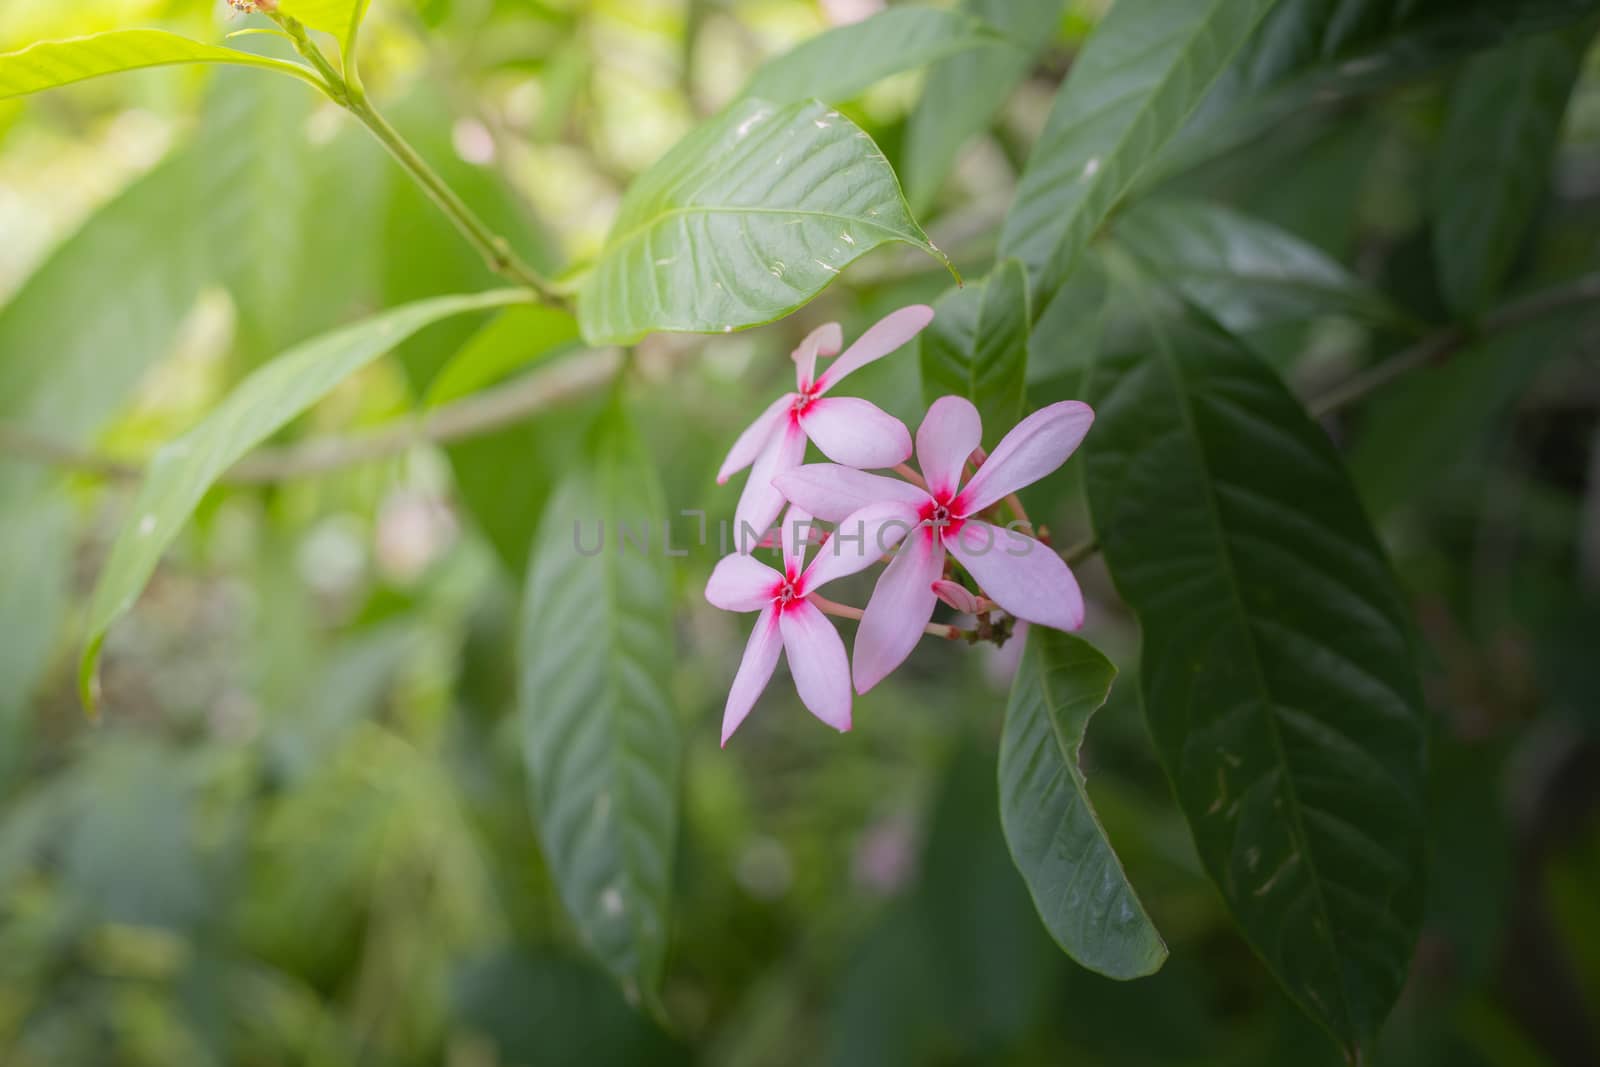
[427,305,581,406]
[519,404,680,1001]
[79,290,530,710]
[920,258,1029,446]
[577,96,948,345]
[999,628,1167,980]
[997,0,1279,310]
[1433,26,1592,315]
[903,0,1067,212]
[1114,197,1402,333]
[740,6,996,106]
[1082,292,1426,1056]
[0,29,320,99]
[204,62,316,363]
[277,0,374,57]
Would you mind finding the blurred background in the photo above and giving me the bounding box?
[2,1,1599,1064]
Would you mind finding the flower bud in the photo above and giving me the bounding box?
[931,579,980,614]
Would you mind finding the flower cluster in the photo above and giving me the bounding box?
[707,307,1094,745]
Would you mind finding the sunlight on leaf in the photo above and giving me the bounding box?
[0,29,321,98]
[577,97,949,345]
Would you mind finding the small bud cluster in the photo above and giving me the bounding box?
[226,0,277,13]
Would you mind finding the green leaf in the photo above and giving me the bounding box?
[1433,26,1592,315]
[0,30,320,99]
[1027,255,1109,384]
[1082,292,1427,1055]
[997,0,1279,310]
[79,290,530,710]
[453,951,688,1067]
[203,62,317,363]
[1157,0,1600,182]
[577,96,948,345]
[902,0,1067,212]
[999,629,1167,980]
[519,404,680,1001]
[1114,197,1402,333]
[740,6,997,106]
[277,0,374,57]
[920,258,1029,446]
[427,305,581,406]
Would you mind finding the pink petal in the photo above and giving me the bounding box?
[781,504,816,575]
[793,321,843,391]
[706,553,781,612]
[799,396,913,469]
[733,419,807,553]
[814,305,935,394]
[802,500,922,590]
[916,395,982,499]
[958,401,1094,516]
[943,520,1084,631]
[717,392,794,485]
[773,463,929,523]
[722,606,784,746]
[853,526,944,693]
[779,601,852,732]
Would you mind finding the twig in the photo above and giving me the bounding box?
[0,350,622,486]
[270,12,562,304]
[1310,272,1600,417]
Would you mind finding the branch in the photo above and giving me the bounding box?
[0,350,622,486]
[271,12,562,304]
[1309,272,1600,417]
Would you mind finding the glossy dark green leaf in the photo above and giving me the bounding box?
[1082,294,1427,1056]
[519,404,680,1000]
[1027,255,1109,384]
[1114,197,1401,333]
[1158,0,1600,181]
[577,97,947,345]
[920,258,1029,446]
[997,0,1279,309]
[740,6,995,106]
[903,0,1067,212]
[999,628,1167,980]
[1433,27,1591,315]
[0,30,320,98]
[80,291,530,710]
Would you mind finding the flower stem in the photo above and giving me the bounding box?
[271,13,561,304]
[808,594,961,640]
[892,463,928,491]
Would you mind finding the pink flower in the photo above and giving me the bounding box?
[775,396,1094,693]
[704,503,909,745]
[716,306,933,548]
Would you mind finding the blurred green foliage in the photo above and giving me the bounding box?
[0,1,1598,1066]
